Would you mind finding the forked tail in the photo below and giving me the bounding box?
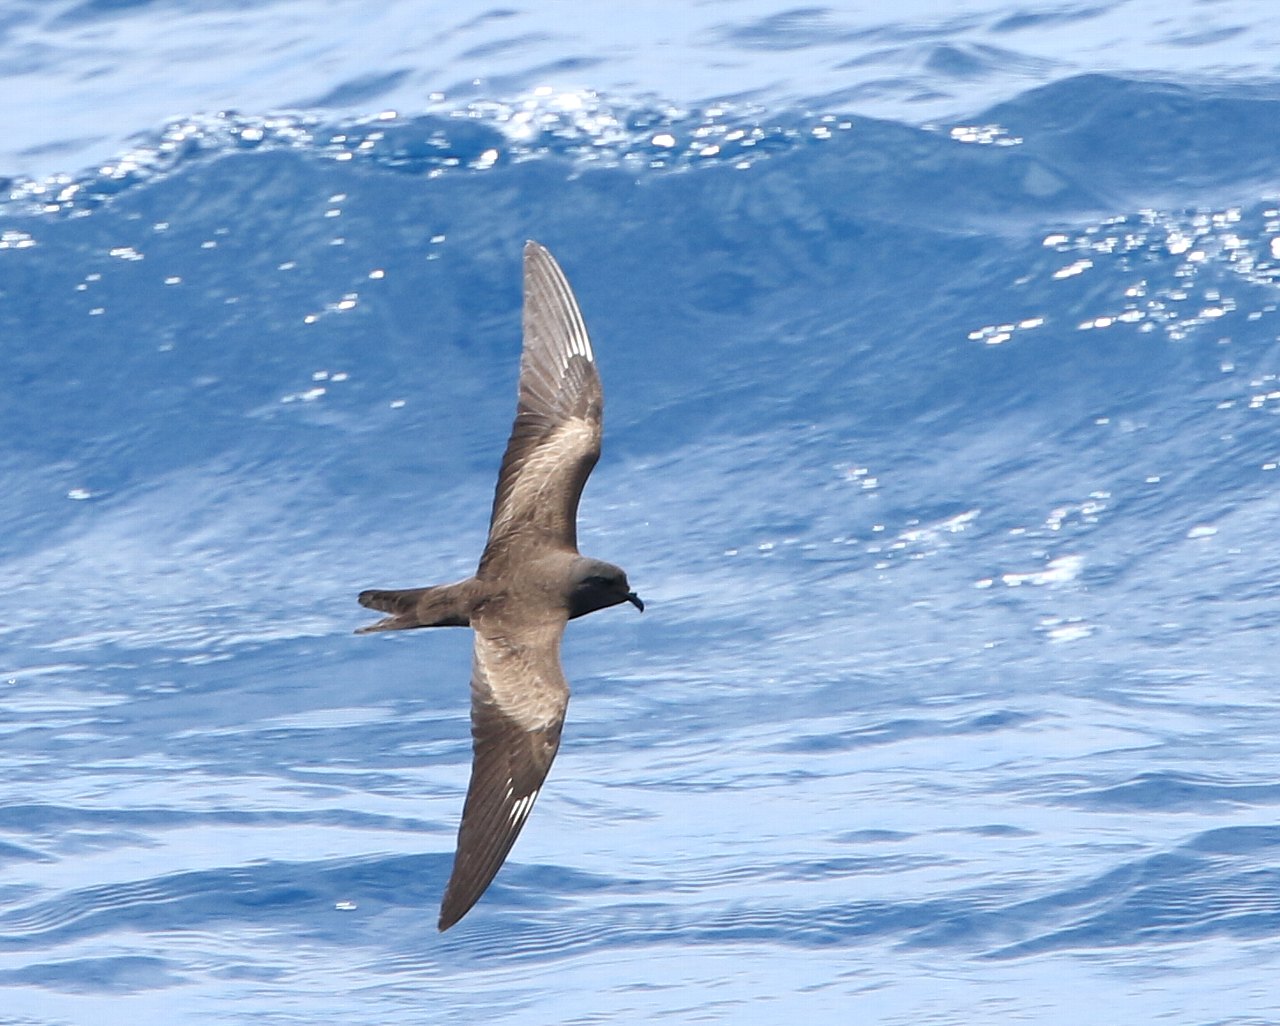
[355,580,475,634]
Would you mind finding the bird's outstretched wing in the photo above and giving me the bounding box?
[437,618,569,931]
[482,241,602,568]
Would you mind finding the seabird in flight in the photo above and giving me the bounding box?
[356,240,642,931]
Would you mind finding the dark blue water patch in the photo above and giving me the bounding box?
[443,888,995,960]
[679,898,961,948]
[295,69,414,110]
[208,960,288,983]
[1164,25,1247,48]
[1187,825,1280,856]
[625,851,952,894]
[0,4,37,42]
[990,5,1110,33]
[836,828,915,844]
[923,43,1058,81]
[983,825,1280,957]
[52,0,160,25]
[0,802,441,838]
[949,823,1037,838]
[0,839,51,865]
[457,31,557,62]
[711,8,856,52]
[772,708,1040,755]
[0,641,477,788]
[423,826,1280,962]
[769,853,943,882]
[0,954,180,994]
[1061,771,1280,812]
[985,74,1280,207]
[0,852,453,952]
[713,7,991,51]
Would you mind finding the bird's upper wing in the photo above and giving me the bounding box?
[437,615,570,931]
[482,241,602,569]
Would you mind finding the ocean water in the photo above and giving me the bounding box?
[3,2,1280,1023]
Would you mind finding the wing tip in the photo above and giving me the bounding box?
[437,868,492,932]
[437,873,470,932]
[437,902,464,932]
[521,241,594,366]
[524,239,553,269]
[523,238,556,275]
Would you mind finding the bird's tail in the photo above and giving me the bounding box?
[355,580,474,634]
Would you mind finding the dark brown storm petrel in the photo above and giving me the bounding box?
[356,241,642,931]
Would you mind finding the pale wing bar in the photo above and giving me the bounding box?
[437,626,569,931]
[484,242,603,554]
[524,240,593,378]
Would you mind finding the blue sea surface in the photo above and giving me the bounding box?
[3,2,1280,1023]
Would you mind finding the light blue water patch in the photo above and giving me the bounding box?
[3,3,1280,1024]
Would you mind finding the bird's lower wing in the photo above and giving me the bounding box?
[438,624,569,931]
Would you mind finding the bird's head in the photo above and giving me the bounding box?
[567,558,643,619]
